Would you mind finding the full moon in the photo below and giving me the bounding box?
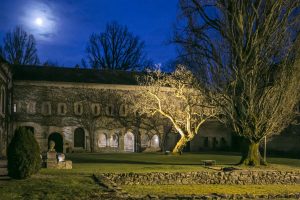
[35,17,43,26]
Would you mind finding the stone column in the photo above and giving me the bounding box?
[119,132,125,152]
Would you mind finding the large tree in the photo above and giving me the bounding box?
[176,0,300,165]
[0,26,39,65]
[85,22,149,71]
[133,66,218,154]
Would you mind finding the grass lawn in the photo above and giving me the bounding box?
[122,184,300,196]
[0,152,299,199]
[65,152,300,173]
[0,174,104,200]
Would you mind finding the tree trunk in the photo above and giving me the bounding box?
[89,132,95,153]
[239,141,266,166]
[172,135,189,155]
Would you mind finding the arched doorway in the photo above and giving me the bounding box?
[20,126,34,134]
[124,132,135,152]
[151,135,160,148]
[98,133,107,147]
[141,134,150,148]
[48,132,63,153]
[74,128,85,148]
[110,133,119,148]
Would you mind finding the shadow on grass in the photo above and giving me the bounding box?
[71,158,164,165]
[68,155,239,166]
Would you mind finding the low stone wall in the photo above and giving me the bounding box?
[94,172,300,200]
[101,170,300,185]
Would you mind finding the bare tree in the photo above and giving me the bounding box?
[73,88,166,152]
[72,89,120,152]
[85,22,149,71]
[43,60,60,67]
[0,26,39,65]
[76,104,100,152]
[176,0,300,165]
[133,65,217,154]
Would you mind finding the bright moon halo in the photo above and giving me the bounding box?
[35,17,43,26]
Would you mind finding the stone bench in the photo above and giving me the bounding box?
[201,160,216,166]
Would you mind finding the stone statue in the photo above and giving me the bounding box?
[49,140,56,152]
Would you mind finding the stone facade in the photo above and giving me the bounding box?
[0,59,12,158]
[12,81,164,153]
[12,78,234,154]
[0,63,298,155]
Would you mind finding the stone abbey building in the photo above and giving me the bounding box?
[0,58,299,157]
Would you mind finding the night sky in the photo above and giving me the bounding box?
[0,0,179,67]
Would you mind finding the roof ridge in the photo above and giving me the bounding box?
[12,65,140,85]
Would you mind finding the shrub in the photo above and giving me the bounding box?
[7,127,41,179]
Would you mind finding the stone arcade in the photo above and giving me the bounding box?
[0,59,299,157]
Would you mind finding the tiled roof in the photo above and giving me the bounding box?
[12,65,140,85]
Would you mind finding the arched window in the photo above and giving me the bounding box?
[98,133,107,147]
[74,128,85,148]
[150,135,159,148]
[119,104,127,117]
[74,103,83,115]
[13,103,17,113]
[124,132,135,152]
[27,101,36,114]
[91,103,101,116]
[57,103,67,115]
[110,133,119,148]
[106,105,114,116]
[42,102,51,115]
[141,134,150,148]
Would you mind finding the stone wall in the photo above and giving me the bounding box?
[12,81,233,153]
[12,81,168,153]
[101,170,300,185]
[268,124,300,156]
[0,62,12,157]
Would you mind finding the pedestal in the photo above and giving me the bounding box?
[46,151,57,168]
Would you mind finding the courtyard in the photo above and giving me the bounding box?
[1,152,300,199]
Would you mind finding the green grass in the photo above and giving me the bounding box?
[122,184,300,196]
[65,152,300,173]
[0,174,103,200]
[0,152,299,199]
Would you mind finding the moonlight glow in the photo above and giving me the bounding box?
[35,18,43,26]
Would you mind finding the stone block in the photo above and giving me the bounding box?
[56,160,72,169]
[47,152,57,160]
[46,160,57,168]
[65,160,72,169]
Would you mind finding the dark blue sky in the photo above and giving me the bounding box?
[0,0,179,67]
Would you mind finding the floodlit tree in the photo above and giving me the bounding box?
[0,26,39,65]
[85,22,148,71]
[176,0,300,165]
[134,65,218,154]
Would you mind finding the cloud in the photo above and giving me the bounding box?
[38,32,56,39]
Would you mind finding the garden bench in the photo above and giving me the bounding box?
[201,160,216,166]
